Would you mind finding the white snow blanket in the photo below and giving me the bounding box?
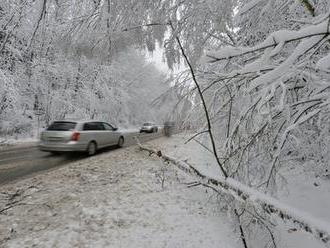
[0,137,238,248]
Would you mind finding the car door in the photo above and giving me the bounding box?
[82,122,106,148]
[102,122,119,146]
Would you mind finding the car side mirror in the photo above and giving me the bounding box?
[113,127,118,131]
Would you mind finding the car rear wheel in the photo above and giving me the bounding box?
[87,141,97,156]
[118,137,124,148]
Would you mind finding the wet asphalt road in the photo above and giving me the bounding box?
[0,130,164,185]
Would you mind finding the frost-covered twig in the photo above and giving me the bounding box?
[121,22,169,32]
[230,123,268,177]
[265,102,324,187]
[184,130,208,144]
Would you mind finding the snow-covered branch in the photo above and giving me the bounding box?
[206,17,330,63]
[136,140,330,244]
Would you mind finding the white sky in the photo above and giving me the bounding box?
[146,43,185,75]
[146,44,169,73]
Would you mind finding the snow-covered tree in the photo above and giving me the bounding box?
[2,0,330,246]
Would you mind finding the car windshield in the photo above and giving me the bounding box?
[143,123,153,126]
[47,122,76,131]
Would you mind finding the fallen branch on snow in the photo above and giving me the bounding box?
[134,137,330,243]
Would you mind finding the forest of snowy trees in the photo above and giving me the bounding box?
[0,0,191,137]
[1,0,330,247]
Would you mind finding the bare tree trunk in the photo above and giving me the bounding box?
[27,0,47,51]
[107,0,112,63]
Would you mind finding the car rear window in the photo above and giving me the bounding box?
[143,123,153,126]
[47,122,77,131]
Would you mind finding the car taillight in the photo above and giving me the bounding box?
[71,132,80,141]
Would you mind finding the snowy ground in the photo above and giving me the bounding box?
[0,135,239,248]
[146,133,330,248]
[0,138,38,151]
[277,163,330,248]
[1,133,329,248]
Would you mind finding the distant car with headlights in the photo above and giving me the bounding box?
[39,120,124,156]
[139,122,158,133]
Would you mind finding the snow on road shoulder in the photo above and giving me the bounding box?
[0,138,38,151]
[0,136,238,248]
[146,134,330,248]
[148,133,221,172]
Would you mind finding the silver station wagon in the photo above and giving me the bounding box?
[39,120,124,155]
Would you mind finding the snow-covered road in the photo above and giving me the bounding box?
[0,130,164,185]
[0,135,238,248]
